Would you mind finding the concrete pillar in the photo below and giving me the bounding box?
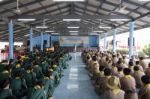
[29,28,33,52]
[129,21,134,59]
[104,33,107,51]
[112,29,117,53]
[41,32,44,51]
[8,20,14,59]
[98,34,101,50]
[47,34,50,48]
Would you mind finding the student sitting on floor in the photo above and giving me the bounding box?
[132,66,145,88]
[135,61,144,72]
[10,71,27,98]
[23,66,37,88]
[120,68,138,99]
[32,64,44,80]
[42,70,55,99]
[139,57,148,71]
[138,75,150,99]
[99,68,112,94]
[26,81,46,99]
[0,79,12,99]
[145,63,150,76]
[103,76,125,99]
[0,66,10,82]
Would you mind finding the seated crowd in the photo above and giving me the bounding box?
[0,49,71,99]
[82,50,150,99]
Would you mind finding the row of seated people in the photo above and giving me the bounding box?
[82,50,150,99]
[0,49,71,99]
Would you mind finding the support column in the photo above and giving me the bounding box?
[104,33,107,51]
[47,34,50,48]
[112,29,117,53]
[41,32,44,51]
[29,28,33,52]
[8,20,14,60]
[129,21,134,59]
[98,34,101,51]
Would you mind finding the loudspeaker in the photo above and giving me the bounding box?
[27,40,30,46]
[128,37,135,46]
[44,40,47,44]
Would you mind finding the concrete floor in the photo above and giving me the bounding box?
[53,52,99,99]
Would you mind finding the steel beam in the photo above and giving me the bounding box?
[14,14,130,20]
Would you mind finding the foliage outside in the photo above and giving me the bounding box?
[116,49,128,55]
[143,44,150,57]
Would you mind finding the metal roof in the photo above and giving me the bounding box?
[0,0,150,41]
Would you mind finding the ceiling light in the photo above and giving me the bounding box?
[24,34,29,37]
[99,26,111,29]
[67,26,80,29]
[0,0,3,2]
[45,31,54,32]
[69,31,78,32]
[70,33,78,35]
[110,19,129,21]
[138,0,150,1]
[93,31,103,32]
[51,33,59,35]
[90,33,98,35]
[17,19,36,21]
[63,19,81,21]
[53,0,84,2]
[36,26,48,29]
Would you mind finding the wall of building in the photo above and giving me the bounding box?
[32,35,99,48]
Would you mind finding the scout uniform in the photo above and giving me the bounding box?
[27,84,46,99]
[10,75,27,98]
[145,67,150,76]
[103,76,125,99]
[139,58,148,71]
[11,64,24,78]
[42,70,55,98]
[33,65,44,80]
[132,70,145,88]
[0,80,12,99]
[23,68,37,87]
[52,65,60,87]
[138,75,150,99]
[0,70,10,82]
[41,61,49,74]
[138,84,150,99]
[120,75,138,99]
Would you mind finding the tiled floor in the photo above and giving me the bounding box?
[53,52,99,99]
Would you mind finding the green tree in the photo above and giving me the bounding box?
[143,44,150,57]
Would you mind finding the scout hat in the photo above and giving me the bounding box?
[107,76,121,89]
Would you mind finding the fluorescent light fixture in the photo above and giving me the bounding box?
[110,19,129,21]
[36,26,48,29]
[90,33,98,35]
[67,26,79,29]
[53,0,84,2]
[51,33,59,35]
[45,30,54,32]
[99,26,111,29]
[138,0,150,1]
[24,34,30,37]
[69,31,78,32]
[63,19,81,21]
[93,31,103,32]
[70,33,78,35]
[17,19,36,21]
